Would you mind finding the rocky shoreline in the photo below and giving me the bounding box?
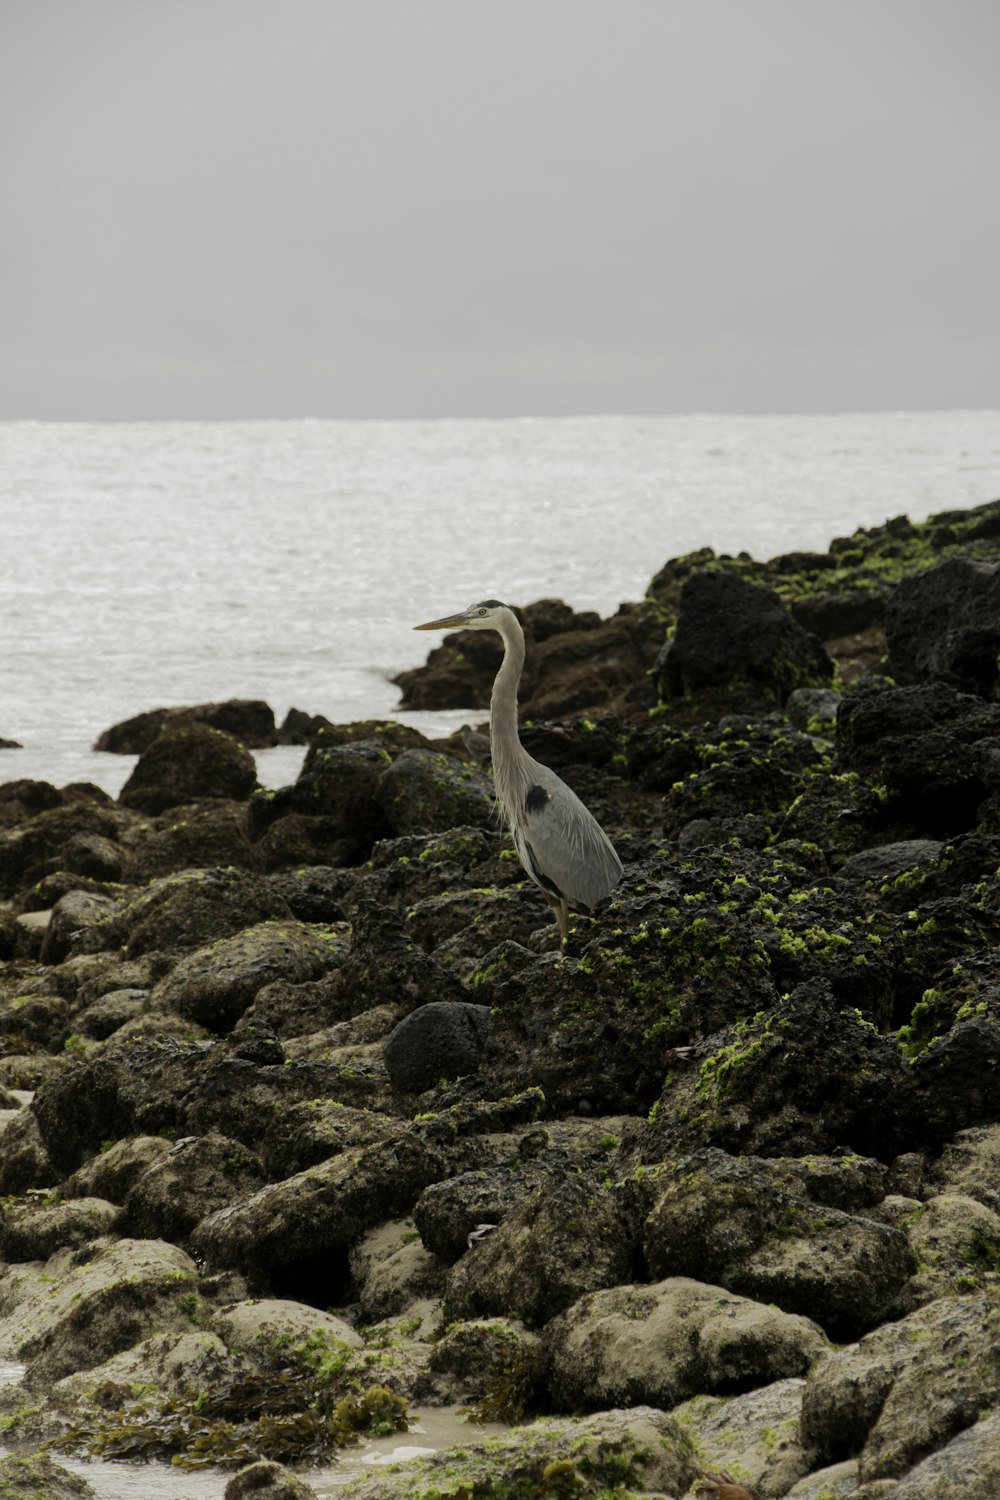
[3,498,1000,1499]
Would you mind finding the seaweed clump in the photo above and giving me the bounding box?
[49,1359,407,1471]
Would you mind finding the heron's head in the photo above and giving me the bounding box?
[414,599,508,632]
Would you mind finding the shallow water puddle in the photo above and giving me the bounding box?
[0,1399,506,1499]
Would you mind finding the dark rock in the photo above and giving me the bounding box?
[251,813,362,872]
[383,1001,492,1093]
[657,570,834,706]
[40,888,120,964]
[836,681,1000,836]
[301,721,430,763]
[395,600,659,720]
[443,1170,638,1327]
[85,867,293,959]
[119,1130,267,1242]
[246,738,393,858]
[641,1148,915,1339]
[122,799,260,881]
[119,722,258,814]
[95,698,277,753]
[264,866,355,924]
[31,1025,210,1174]
[886,556,1000,694]
[414,1165,542,1263]
[893,1015,1000,1154]
[833,838,943,889]
[55,832,123,881]
[276,707,334,744]
[643,980,906,1160]
[190,1128,449,1277]
[75,987,149,1040]
[791,590,886,639]
[375,749,495,835]
[0,801,122,899]
[0,779,64,828]
[150,919,341,1030]
[0,989,71,1052]
[316,898,468,1021]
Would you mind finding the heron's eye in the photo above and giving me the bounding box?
[479,608,488,616]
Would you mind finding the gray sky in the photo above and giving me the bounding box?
[1,0,998,417]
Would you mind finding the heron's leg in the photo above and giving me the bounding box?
[541,892,571,945]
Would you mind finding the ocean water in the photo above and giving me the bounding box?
[1,411,998,797]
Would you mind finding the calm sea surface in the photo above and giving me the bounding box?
[1,412,999,797]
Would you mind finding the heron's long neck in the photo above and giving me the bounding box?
[490,613,527,820]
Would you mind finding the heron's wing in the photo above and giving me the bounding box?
[515,768,623,911]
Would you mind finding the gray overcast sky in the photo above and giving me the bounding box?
[1,0,998,417]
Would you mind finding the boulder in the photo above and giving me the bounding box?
[208,1298,363,1365]
[414,1165,542,1264]
[0,1196,119,1261]
[30,1026,211,1175]
[420,1316,540,1406]
[40,888,120,964]
[64,1135,172,1203]
[0,1453,97,1499]
[836,680,1000,837]
[642,1148,915,1338]
[801,1290,1000,1481]
[348,1218,446,1323]
[0,1237,200,1386]
[0,778,64,828]
[0,801,122,899]
[122,799,260,881]
[375,748,495,835]
[541,1276,827,1413]
[886,555,1000,694]
[149,919,341,1029]
[0,1109,54,1193]
[224,1462,319,1500]
[443,1171,637,1327]
[643,981,906,1160]
[95,698,278,753]
[191,1131,447,1276]
[927,1124,1000,1213]
[85,867,293,958]
[246,738,393,857]
[671,1378,813,1499]
[118,721,258,814]
[657,570,833,706]
[0,988,72,1052]
[898,1191,1000,1304]
[119,1131,267,1242]
[75,986,149,1040]
[57,831,124,881]
[383,1000,491,1092]
[887,1407,1000,1499]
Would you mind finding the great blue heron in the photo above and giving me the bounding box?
[414,599,623,941]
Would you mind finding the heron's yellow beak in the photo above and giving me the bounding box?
[413,612,471,631]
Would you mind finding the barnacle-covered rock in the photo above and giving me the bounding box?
[541,1277,827,1413]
